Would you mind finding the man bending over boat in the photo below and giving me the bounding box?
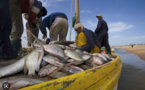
[74,23,100,53]
[9,0,47,57]
[39,12,68,41]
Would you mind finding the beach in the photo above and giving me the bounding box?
[114,45,145,61]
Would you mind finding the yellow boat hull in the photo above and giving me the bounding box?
[20,55,122,90]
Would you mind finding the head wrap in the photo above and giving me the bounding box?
[74,23,84,31]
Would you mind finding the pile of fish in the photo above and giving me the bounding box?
[0,41,114,90]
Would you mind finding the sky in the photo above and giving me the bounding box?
[22,0,145,47]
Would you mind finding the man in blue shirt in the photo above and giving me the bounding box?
[39,12,68,41]
[94,15,111,54]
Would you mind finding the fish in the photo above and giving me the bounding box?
[43,44,65,58]
[82,54,91,61]
[24,47,44,76]
[49,72,68,79]
[90,53,107,62]
[79,65,92,70]
[38,64,61,77]
[101,53,112,61]
[43,55,64,67]
[64,49,84,61]
[91,56,104,66]
[40,60,48,68]
[0,56,25,78]
[75,49,83,56]
[33,39,46,48]
[69,61,84,65]
[0,78,43,90]
[62,65,84,74]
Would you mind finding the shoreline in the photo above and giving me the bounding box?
[114,45,145,61]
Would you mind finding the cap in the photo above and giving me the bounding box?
[96,14,103,18]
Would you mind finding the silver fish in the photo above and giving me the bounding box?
[33,39,46,48]
[62,65,84,74]
[43,55,64,67]
[101,53,112,61]
[75,49,83,56]
[24,47,44,76]
[40,60,48,68]
[38,64,60,77]
[43,44,65,58]
[49,72,68,79]
[0,57,25,78]
[90,53,107,61]
[91,56,104,66]
[64,49,84,61]
[79,65,92,70]
[82,54,91,61]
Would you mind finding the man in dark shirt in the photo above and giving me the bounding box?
[94,15,111,54]
[74,23,100,53]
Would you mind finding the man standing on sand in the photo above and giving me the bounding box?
[94,15,111,55]
[39,12,68,41]
[9,0,47,57]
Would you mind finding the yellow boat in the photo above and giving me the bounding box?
[21,0,122,89]
[20,54,122,90]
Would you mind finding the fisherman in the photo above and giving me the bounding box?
[74,23,100,53]
[39,12,68,41]
[24,14,42,47]
[94,15,111,55]
[9,0,47,57]
[0,0,15,60]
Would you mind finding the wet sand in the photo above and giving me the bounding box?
[114,45,145,60]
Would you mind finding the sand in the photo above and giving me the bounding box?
[114,45,145,60]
